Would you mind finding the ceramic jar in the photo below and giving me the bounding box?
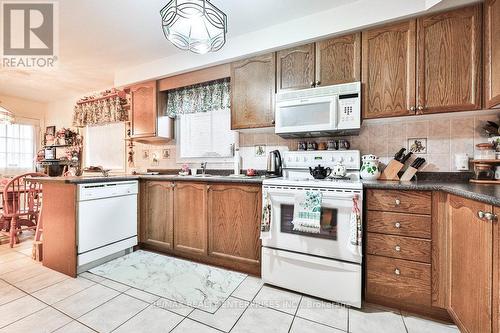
[360,154,381,180]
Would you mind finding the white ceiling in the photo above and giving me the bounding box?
[0,0,357,102]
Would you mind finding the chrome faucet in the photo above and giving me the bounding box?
[201,162,207,175]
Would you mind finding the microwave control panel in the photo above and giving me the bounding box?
[337,93,360,129]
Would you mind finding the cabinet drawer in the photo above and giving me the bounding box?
[366,190,431,214]
[367,211,431,239]
[366,255,431,306]
[366,233,431,263]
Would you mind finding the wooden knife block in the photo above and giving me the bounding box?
[379,160,404,181]
[400,166,418,182]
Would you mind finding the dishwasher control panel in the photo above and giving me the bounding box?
[77,181,138,201]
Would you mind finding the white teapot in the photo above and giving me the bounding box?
[332,161,347,178]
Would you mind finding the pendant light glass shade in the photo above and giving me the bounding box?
[0,105,14,124]
[160,0,227,54]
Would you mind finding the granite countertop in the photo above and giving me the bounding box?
[31,174,264,185]
[363,180,500,206]
[139,174,264,184]
[32,174,499,205]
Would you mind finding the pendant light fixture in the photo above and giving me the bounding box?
[0,102,14,124]
[160,0,227,54]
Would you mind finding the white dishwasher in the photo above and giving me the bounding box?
[77,181,138,272]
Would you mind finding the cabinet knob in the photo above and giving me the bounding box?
[310,82,315,88]
[395,245,401,252]
[478,210,486,220]
[394,268,401,275]
[395,199,401,206]
[394,222,401,229]
[272,119,275,125]
[315,80,321,86]
[171,183,176,188]
[409,106,416,112]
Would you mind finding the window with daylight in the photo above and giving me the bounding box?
[0,123,36,174]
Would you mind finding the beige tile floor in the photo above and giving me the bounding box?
[0,236,460,333]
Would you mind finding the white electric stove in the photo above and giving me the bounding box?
[261,150,363,308]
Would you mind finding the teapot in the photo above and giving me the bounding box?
[332,161,347,178]
[309,164,332,179]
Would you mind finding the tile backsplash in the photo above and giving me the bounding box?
[130,110,500,173]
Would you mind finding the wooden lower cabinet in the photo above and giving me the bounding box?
[365,190,450,321]
[207,184,262,273]
[140,180,262,275]
[140,181,174,251]
[447,195,494,333]
[173,182,207,256]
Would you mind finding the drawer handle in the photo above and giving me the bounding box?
[394,268,401,275]
[394,222,401,229]
[395,245,401,252]
[395,199,401,206]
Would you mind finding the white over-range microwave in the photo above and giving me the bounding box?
[275,81,361,138]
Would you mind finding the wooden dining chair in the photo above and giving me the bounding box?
[3,172,47,247]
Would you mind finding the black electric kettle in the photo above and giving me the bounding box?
[309,164,332,179]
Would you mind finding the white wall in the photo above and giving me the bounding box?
[45,95,80,129]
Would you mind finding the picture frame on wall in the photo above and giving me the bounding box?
[46,126,56,136]
[45,126,56,146]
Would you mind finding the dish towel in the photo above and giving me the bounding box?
[348,194,362,256]
[261,192,272,239]
[291,191,322,233]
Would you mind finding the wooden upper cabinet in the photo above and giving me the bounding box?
[173,182,207,256]
[485,0,500,108]
[316,33,361,86]
[129,81,157,137]
[141,181,174,250]
[207,184,262,270]
[447,195,493,333]
[231,53,276,129]
[417,5,482,114]
[276,44,315,92]
[362,20,417,119]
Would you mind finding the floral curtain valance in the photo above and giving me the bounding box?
[166,78,230,117]
[73,96,128,127]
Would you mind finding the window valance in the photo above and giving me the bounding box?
[166,78,230,117]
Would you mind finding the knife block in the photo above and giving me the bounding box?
[400,166,418,182]
[379,160,403,181]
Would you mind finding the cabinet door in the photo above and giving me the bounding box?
[142,181,174,250]
[207,184,261,267]
[448,195,492,333]
[362,20,416,119]
[493,206,500,333]
[130,81,157,137]
[485,0,500,108]
[173,182,207,255]
[316,33,361,86]
[276,44,315,92]
[231,53,276,129]
[417,5,481,114]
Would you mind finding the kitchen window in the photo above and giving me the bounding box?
[0,123,36,174]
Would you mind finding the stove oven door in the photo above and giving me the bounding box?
[262,185,362,264]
